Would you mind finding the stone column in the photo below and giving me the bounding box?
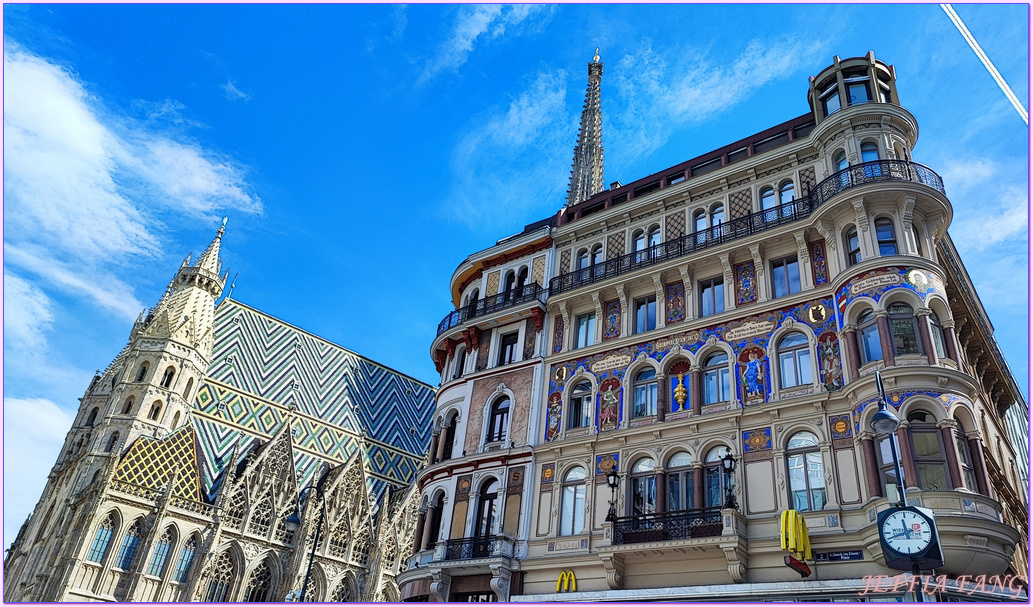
[414,509,428,551]
[693,462,705,509]
[968,436,991,496]
[429,431,441,465]
[656,373,667,422]
[654,468,667,514]
[943,320,961,364]
[420,504,437,550]
[939,420,963,489]
[859,433,883,498]
[876,312,896,367]
[435,428,449,464]
[690,366,702,416]
[843,326,861,381]
[895,424,918,489]
[916,308,937,366]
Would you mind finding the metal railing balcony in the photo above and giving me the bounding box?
[438,535,515,561]
[550,159,945,296]
[437,283,547,337]
[611,507,723,545]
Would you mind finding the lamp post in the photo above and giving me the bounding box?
[721,447,738,510]
[284,485,327,602]
[605,469,620,522]
[870,370,906,508]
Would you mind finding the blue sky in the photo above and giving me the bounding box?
[3,4,1028,543]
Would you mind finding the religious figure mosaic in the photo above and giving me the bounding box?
[818,331,845,391]
[666,281,686,324]
[598,377,621,430]
[810,240,828,285]
[603,299,621,340]
[738,346,767,405]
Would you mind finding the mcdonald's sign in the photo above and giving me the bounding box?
[779,510,812,561]
[556,570,577,593]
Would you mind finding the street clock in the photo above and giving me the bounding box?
[877,506,944,570]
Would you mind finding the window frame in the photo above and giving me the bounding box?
[568,381,593,430]
[777,332,812,389]
[845,226,861,266]
[875,217,898,256]
[770,254,801,299]
[486,397,510,444]
[559,467,587,536]
[786,431,827,512]
[575,313,596,349]
[888,302,921,356]
[699,277,725,318]
[666,452,695,512]
[702,352,731,405]
[497,332,519,367]
[474,478,500,538]
[633,295,657,334]
[907,410,952,491]
[857,309,883,364]
[632,368,658,418]
[630,458,657,517]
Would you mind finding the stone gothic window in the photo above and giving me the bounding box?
[160,366,176,388]
[115,520,142,571]
[248,498,273,536]
[328,521,349,558]
[242,559,272,602]
[352,528,373,565]
[223,491,247,530]
[147,527,175,576]
[85,407,99,426]
[135,362,149,382]
[275,507,296,544]
[203,551,235,602]
[173,536,198,583]
[331,580,351,602]
[86,513,117,564]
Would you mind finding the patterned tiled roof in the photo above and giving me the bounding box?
[113,425,203,500]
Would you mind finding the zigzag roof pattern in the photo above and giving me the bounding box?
[114,425,203,501]
[191,299,435,506]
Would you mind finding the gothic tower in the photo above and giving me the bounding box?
[564,48,605,207]
[4,223,228,601]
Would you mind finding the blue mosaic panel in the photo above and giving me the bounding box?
[834,267,945,327]
[852,390,966,433]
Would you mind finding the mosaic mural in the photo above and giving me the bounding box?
[666,281,686,324]
[738,346,768,406]
[835,267,945,325]
[545,392,562,441]
[603,299,621,340]
[735,261,758,305]
[830,414,852,440]
[193,300,436,506]
[596,452,619,476]
[851,390,967,433]
[598,378,622,431]
[818,331,845,390]
[810,240,829,286]
[553,316,565,354]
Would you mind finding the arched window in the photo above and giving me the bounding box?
[693,210,707,233]
[441,413,458,460]
[486,397,510,443]
[569,381,592,430]
[242,559,272,602]
[136,362,150,382]
[248,498,273,536]
[560,467,587,536]
[427,492,445,547]
[171,412,181,429]
[845,226,861,266]
[647,225,661,247]
[576,249,589,270]
[861,142,880,162]
[474,478,500,538]
[912,225,923,256]
[116,520,142,570]
[121,397,134,415]
[907,410,950,490]
[777,333,812,389]
[147,527,175,577]
[835,151,849,187]
[929,312,947,359]
[888,303,920,356]
[778,181,795,204]
[503,270,516,294]
[703,353,730,405]
[85,407,99,426]
[666,452,694,511]
[148,401,162,421]
[590,244,603,268]
[331,581,351,602]
[105,432,120,453]
[875,218,897,256]
[223,490,246,530]
[516,266,529,291]
[86,513,117,563]
[760,187,776,211]
[711,204,724,227]
[327,521,349,558]
[704,448,729,508]
[787,432,826,511]
[857,309,883,364]
[203,551,235,602]
[632,229,646,253]
[173,536,198,583]
[953,417,978,491]
[633,368,657,418]
[184,377,194,400]
[630,458,656,516]
[160,366,175,388]
[452,346,467,380]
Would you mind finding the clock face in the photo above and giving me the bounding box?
[881,509,933,555]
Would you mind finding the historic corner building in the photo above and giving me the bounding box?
[3,224,438,602]
[399,51,1030,602]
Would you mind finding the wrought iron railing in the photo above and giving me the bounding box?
[436,283,547,336]
[442,536,497,561]
[611,507,723,545]
[550,159,945,295]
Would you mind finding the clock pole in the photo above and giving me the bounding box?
[870,370,907,507]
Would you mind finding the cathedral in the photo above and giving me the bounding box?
[3,223,437,602]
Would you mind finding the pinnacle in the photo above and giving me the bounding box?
[196,217,228,275]
[565,51,605,207]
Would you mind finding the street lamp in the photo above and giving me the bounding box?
[721,447,738,511]
[284,485,327,602]
[870,370,907,508]
[605,468,620,522]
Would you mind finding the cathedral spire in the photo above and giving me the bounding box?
[565,48,605,208]
[196,217,228,276]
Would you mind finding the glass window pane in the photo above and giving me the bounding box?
[891,319,919,355]
[861,325,883,362]
[787,259,800,294]
[917,464,948,490]
[798,349,812,384]
[714,282,724,314]
[668,474,681,511]
[780,352,796,388]
[773,264,788,298]
[824,92,841,115]
[574,485,585,534]
[913,432,942,457]
[562,485,575,534]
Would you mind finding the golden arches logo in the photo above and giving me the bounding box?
[780,509,812,561]
[556,570,577,593]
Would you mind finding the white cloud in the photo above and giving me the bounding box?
[3,397,74,544]
[3,43,261,314]
[418,4,554,84]
[3,272,55,352]
[222,79,250,101]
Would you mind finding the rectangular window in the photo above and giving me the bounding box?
[634,296,656,333]
[667,172,686,185]
[821,87,841,116]
[497,333,518,366]
[846,81,871,105]
[771,255,801,298]
[700,278,725,317]
[633,181,661,197]
[575,313,595,349]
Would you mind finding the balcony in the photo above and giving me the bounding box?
[611,507,724,545]
[550,159,945,296]
[437,535,516,561]
[437,283,547,336]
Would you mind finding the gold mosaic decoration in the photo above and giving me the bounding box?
[114,425,202,500]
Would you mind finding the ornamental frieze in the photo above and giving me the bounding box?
[834,266,945,325]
